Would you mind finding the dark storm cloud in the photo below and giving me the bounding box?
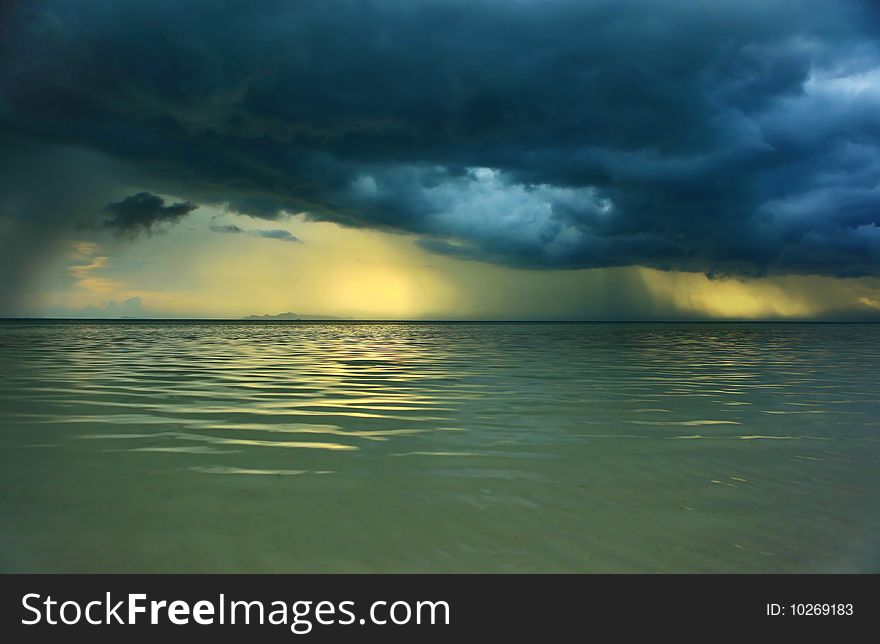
[103,192,198,237]
[1,0,880,309]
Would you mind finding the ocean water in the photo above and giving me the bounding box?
[0,320,878,573]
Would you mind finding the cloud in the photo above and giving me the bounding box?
[209,219,299,242]
[1,0,880,315]
[209,223,244,235]
[103,192,198,237]
[253,229,298,242]
[67,239,120,293]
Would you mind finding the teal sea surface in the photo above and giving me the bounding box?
[0,321,878,572]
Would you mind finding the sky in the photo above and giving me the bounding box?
[2,0,880,320]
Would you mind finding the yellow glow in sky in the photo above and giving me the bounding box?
[29,208,880,320]
[635,268,817,318]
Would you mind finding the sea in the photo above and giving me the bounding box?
[1,320,878,572]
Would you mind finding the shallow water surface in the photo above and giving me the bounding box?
[1,321,878,572]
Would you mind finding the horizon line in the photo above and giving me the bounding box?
[2,317,880,324]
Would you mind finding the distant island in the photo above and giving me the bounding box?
[243,312,345,320]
